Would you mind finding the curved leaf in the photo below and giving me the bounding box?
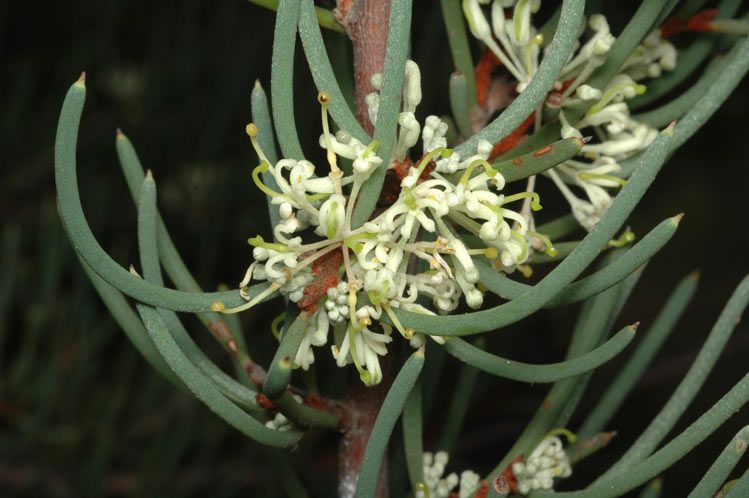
[444,324,637,383]
[54,78,271,312]
[355,348,425,498]
[271,0,304,159]
[298,0,370,144]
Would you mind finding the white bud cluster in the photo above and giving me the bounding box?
[264,394,304,431]
[511,436,572,494]
[416,451,480,498]
[624,30,678,80]
[324,282,350,324]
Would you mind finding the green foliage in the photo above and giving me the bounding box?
[49,1,749,497]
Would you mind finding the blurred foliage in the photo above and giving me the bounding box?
[1,0,748,496]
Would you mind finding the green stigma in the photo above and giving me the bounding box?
[414,147,452,177]
[609,228,636,248]
[502,191,542,211]
[362,139,380,158]
[247,235,292,253]
[528,230,558,257]
[252,161,288,200]
[460,158,498,186]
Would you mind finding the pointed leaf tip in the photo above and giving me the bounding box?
[145,169,154,181]
[75,71,87,88]
[631,322,640,332]
[665,120,678,133]
[670,213,685,225]
[129,264,140,277]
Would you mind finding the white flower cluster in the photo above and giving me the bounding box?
[511,435,572,494]
[463,0,677,230]
[417,451,480,498]
[233,61,555,385]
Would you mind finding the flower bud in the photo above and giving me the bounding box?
[317,194,346,240]
[463,0,492,41]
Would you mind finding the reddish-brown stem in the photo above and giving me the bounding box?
[333,2,395,496]
[338,358,393,498]
[336,0,392,133]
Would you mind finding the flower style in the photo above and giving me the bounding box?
[463,0,677,230]
[228,61,555,385]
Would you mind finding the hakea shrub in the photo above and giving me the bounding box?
[54,0,749,497]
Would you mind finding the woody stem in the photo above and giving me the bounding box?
[335,1,394,497]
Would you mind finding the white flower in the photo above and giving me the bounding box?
[576,84,602,101]
[295,328,316,371]
[280,269,314,303]
[624,30,677,79]
[463,0,493,41]
[549,167,613,232]
[319,131,382,182]
[317,194,346,240]
[450,237,479,284]
[410,270,461,314]
[422,115,449,155]
[332,323,393,386]
[396,111,421,159]
[403,59,422,113]
[582,102,632,135]
[462,4,675,231]
[561,14,615,85]
[365,92,379,124]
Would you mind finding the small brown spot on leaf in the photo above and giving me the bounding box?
[533,144,554,156]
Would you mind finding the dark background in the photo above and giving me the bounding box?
[1,0,747,496]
